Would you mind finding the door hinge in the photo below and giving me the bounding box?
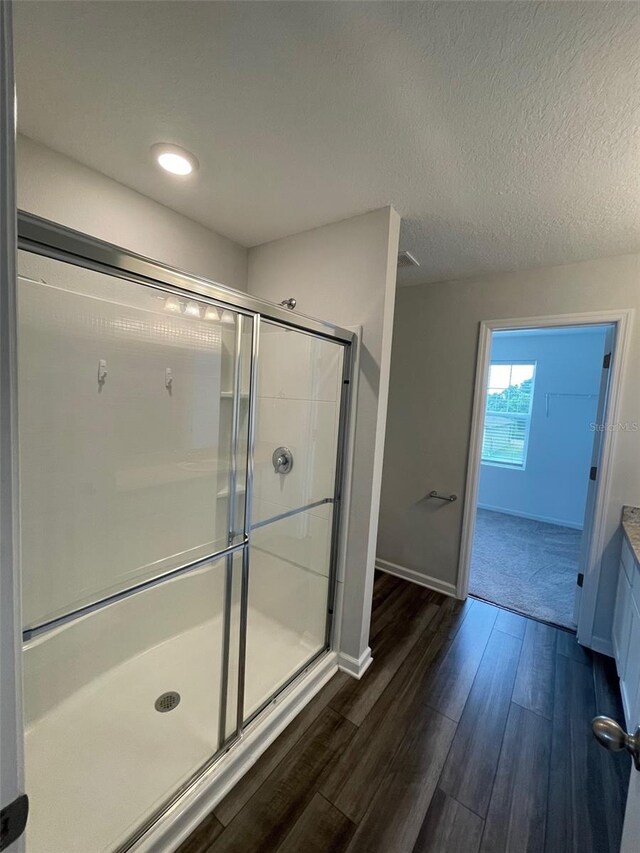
[577,573,584,588]
[590,466,597,481]
[603,352,611,369]
[0,794,29,851]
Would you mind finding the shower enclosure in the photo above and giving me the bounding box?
[16,213,354,853]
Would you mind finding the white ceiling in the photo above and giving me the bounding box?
[13,1,640,286]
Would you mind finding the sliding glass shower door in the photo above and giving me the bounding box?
[19,257,250,630]
[16,219,352,853]
[245,320,344,719]
[18,250,250,853]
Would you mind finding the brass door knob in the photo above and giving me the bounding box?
[592,716,640,770]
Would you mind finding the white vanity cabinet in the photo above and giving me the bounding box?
[612,535,640,726]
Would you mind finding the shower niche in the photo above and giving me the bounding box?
[17,215,352,853]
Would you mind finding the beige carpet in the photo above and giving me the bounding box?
[470,508,581,628]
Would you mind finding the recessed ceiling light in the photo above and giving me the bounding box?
[151,143,199,176]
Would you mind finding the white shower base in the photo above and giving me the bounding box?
[25,609,321,853]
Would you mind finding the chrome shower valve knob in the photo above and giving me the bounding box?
[272,446,294,474]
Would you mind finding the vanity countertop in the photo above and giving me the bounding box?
[622,505,640,564]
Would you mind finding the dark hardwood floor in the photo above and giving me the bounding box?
[178,573,630,853]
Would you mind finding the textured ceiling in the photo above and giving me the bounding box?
[13,1,640,286]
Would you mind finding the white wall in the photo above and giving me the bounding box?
[247,206,401,668]
[17,135,248,291]
[478,327,608,528]
[378,252,639,644]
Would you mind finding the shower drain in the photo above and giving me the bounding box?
[155,691,181,713]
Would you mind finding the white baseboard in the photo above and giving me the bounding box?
[375,558,458,599]
[589,634,614,658]
[477,503,583,531]
[337,646,373,679]
[134,652,339,853]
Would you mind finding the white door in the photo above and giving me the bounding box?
[573,324,616,625]
[0,2,26,850]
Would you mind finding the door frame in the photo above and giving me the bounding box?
[457,309,633,648]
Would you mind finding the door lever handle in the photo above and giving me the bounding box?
[592,715,640,771]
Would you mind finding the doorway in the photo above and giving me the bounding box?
[459,312,631,641]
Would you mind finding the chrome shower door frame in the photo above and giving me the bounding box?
[16,211,355,853]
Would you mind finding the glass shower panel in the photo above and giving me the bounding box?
[252,322,343,525]
[17,250,250,631]
[245,508,334,717]
[245,321,344,718]
[23,551,243,853]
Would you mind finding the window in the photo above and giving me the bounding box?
[482,362,536,468]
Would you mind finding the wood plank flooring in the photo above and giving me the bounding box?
[178,573,630,853]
